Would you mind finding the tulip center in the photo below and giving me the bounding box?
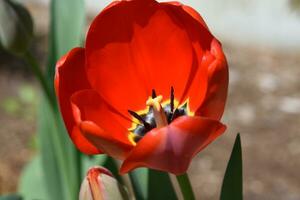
[146,95,168,128]
[128,87,192,144]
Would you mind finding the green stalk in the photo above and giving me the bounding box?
[75,149,82,188]
[23,51,56,109]
[176,173,195,200]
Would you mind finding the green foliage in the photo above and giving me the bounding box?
[18,156,49,200]
[47,0,85,84]
[32,0,86,199]
[129,168,177,200]
[220,134,243,200]
[129,168,149,199]
[0,0,33,55]
[37,97,69,200]
[176,173,195,200]
[148,170,177,200]
[103,157,124,185]
[19,151,109,200]
[0,195,22,200]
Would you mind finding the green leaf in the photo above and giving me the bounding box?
[148,170,177,200]
[0,195,22,200]
[47,0,85,83]
[37,98,66,200]
[35,0,86,199]
[129,168,149,200]
[220,133,243,200]
[129,168,177,200]
[176,173,195,200]
[18,155,49,200]
[0,0,33,55]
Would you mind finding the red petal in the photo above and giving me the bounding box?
[164,1,208,29]
[161,3,215,112]
[163,3,228,116]
[55,47,100,154]
[70,89,134,159]
[120,116,226,174]
[85,0,195,116]
[196,39,229,120]
[171,3,228,119]
[79,121,133,160]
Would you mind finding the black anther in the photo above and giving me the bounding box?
[128,110,151,130]
[152,89,157,99]
[170,86,174,113]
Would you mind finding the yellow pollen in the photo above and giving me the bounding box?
[146,95,168,128]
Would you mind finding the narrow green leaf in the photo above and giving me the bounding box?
[0,0,33,55]
[129,168,149,200]
[38,95,87,200]
[47,0,85,83]
[148,170,177,200]
[129,168,177,200]
[220,133,243,200]
[37,98,66,200]
[0,195,22,200]
[36,0,86,200]
[18,155,49,200]
[176,173,195,200]
[56,111,83,200]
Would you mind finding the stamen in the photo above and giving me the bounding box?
[171,108,180,121]
[170,86,174,113]
[128,110,151,130]
[152,89,157,99]
[146,95,168,128]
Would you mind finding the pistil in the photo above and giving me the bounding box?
[146,95,168,128]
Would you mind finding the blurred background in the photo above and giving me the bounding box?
[0,0,299,199]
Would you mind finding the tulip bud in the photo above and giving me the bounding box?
[79,166,129,200]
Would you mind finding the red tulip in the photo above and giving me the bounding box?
[55,0,228,175]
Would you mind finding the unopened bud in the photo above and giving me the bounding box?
[79,166,129,200]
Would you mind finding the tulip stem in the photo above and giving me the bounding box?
[176,173,195,200]
[23,51,56,109]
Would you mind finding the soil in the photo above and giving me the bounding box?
[0,52,37,193]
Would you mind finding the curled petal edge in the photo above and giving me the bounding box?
[70,90,134,159]
[120,116,226,175]
[54,47,100,154]
[196,39,229,120]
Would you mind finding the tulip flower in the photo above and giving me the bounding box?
[79,166,128,200]
[55,0,228,175]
